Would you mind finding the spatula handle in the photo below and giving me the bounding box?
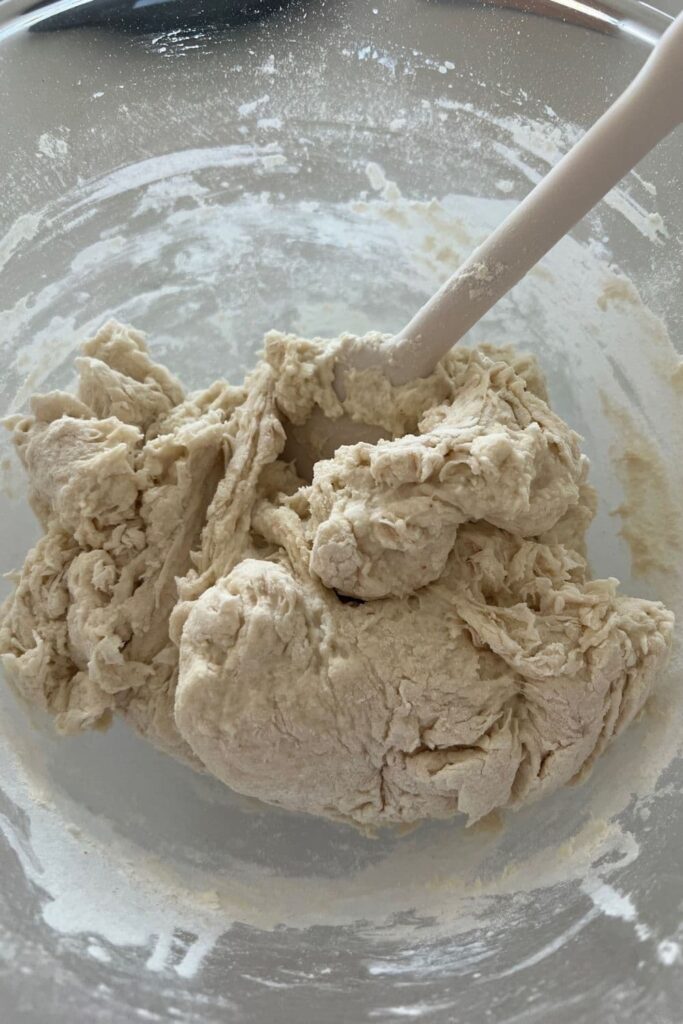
[382,13,683,386]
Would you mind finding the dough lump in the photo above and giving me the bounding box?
[0,321,674,827]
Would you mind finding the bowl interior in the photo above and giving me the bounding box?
[1,2,683,1022]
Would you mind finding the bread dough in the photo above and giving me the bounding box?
[0,321,674,827]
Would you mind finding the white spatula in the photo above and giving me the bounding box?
[288,13,683,472]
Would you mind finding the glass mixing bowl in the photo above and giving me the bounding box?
[1,0,682,1020]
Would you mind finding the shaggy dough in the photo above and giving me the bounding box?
[0,321,674,827]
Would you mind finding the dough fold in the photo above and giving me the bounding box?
[0,321,674,827]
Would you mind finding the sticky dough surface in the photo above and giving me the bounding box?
[0,322,673,826]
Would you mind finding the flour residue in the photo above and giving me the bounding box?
[432,97,667,243]
[37,132,69,161]
[657,939,682,965]
[0,211,42,275]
